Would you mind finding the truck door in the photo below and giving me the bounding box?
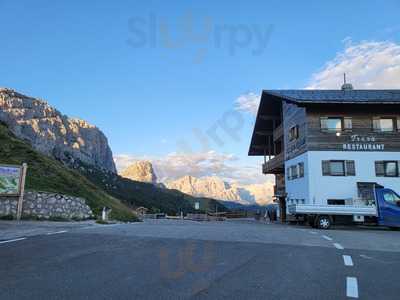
[378,189,400,227]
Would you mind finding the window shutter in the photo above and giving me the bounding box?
[344,117,352,131]
[375,161,384,177]
[320,117,328,131]
[345,160,355,176]
[287,167,291,180]
[299,162,304,177]
[322,160,330,176]
[373,117,380,132]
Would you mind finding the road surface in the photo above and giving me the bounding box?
[0,219,399,299]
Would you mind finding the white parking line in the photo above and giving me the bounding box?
[346,277,359,298]
[0,237,27,245]
[322,235,333,241]
[309,231,317,234]
[343,255,354,266]
[334,243,344,250]
[46,230,68,235]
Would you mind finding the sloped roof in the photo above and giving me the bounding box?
[264,89,400,104]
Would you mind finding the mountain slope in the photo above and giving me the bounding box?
[0,122,137,221]
[0,88,116,172]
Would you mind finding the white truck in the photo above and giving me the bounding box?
[287,183,400,230]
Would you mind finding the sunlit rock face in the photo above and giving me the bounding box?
[166,175,274,206]
[0,88,116,173]
[120,161,158,184]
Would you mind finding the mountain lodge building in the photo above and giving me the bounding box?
[249,85,400,221]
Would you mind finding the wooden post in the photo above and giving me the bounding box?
[16,163,27,221]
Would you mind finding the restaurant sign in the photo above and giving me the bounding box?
[342,135,384,151]
[0,165,22,196]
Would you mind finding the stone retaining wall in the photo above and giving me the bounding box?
[0,191,93,220]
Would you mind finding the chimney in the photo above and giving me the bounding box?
[341,73,354,91]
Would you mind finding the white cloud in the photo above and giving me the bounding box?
[234,92,260,116]
[307,40,400,89]
[114,151,272,185]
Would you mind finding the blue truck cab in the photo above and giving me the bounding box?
[375,187,400,229]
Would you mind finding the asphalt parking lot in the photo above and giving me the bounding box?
[1,219,399,299]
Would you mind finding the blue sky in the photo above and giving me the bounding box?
[1,0,400,184]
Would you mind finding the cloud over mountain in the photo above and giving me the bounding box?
[307,40,400,89]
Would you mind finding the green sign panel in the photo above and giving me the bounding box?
[0,165,22,196]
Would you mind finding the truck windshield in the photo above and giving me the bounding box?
[383,191,400,204]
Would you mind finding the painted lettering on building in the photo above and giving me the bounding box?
[343,135,384,151]
[343,143,385,151]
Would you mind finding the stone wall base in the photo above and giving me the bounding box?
[0,191,93,220]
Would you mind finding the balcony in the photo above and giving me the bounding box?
[273,123,283,141]
[262,152,284,174]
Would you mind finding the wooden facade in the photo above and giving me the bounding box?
[265,102,400,163]
[306,104,400,154]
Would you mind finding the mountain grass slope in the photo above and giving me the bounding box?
[0,122,137,221]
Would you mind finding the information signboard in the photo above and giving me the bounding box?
[0,165,22,196]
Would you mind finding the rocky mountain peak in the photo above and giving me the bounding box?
[120,161,158,184]
[0,88,116,173]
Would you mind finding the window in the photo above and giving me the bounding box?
[289,125,299,141]
[375,161,399,177]
[330,161,345,176]
[290,165,298,179]
[373,117,396,132]
[321,117,342,132]
[322,160,356,176]
[320,117,352,132]
[287,162,304,180]
[383,191,400,204]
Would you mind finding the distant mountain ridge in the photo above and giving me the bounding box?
[165,175,274,206]
[0,88,116,172]
[165,175,252,205]
[120,162,274,206]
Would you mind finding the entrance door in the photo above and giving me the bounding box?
[379,189,400,227]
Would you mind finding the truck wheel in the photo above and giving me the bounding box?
[317,216,331,230]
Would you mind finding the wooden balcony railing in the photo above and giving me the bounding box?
[262,152,284,174]
[273,124,283,141]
